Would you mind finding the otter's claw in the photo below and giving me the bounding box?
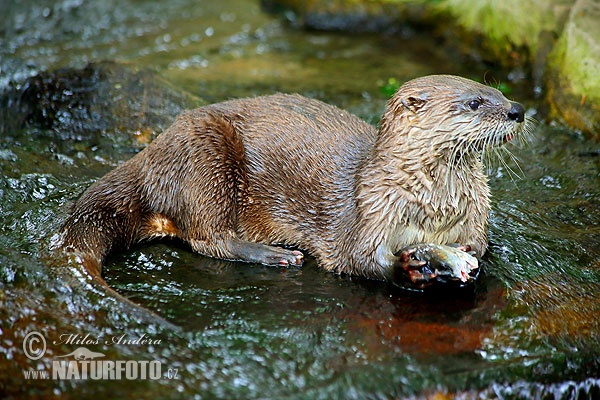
[275,250,304,267]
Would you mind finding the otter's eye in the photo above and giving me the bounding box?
[468,99,481,110]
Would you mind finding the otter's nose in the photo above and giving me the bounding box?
[508,102,525,123]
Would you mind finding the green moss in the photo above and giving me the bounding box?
[379,77,401,98]
[554,20,600,102]
[442,0,569,56]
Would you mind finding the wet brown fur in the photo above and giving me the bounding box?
[59,75,525,283]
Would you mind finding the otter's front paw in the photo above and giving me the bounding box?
[394,243,479,288]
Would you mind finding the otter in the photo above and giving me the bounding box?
[58,75,526,288]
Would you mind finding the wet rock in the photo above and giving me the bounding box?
[0,61,202,147]
[545,0,600,138]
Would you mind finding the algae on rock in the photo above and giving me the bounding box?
[545,0,600,137]
[442,0,572,61]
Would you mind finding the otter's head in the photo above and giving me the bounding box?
[381,75,527,158]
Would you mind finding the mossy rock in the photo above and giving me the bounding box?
[545,0,600,138]
[441,0,572,65]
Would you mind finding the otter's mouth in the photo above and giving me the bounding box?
[483,128,520,149]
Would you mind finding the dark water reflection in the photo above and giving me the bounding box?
[1,0,599,398]
[103,247,509,398]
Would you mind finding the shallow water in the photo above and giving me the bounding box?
[1,0,599,398]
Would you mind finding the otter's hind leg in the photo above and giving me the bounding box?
[190,235,304,267]
[162,111,304,267]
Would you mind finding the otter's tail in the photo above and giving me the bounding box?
[55,195,180,330]
[59,167,145,283]
[60,206,142,282]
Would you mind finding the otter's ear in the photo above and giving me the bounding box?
[401,96,427,113]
